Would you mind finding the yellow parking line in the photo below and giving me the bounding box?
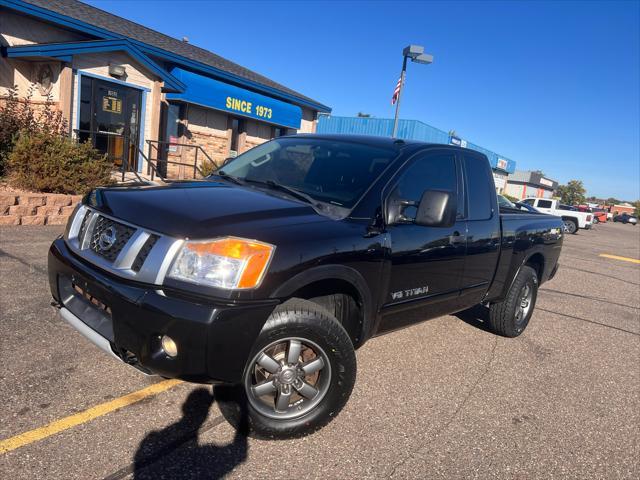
[0,379,182,455]
[599,254,640,264]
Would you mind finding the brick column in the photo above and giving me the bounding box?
[58,63,73,130]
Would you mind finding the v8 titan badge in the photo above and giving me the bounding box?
[391,286,429,301]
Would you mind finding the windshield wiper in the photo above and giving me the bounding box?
[214,170,244,185]
[243,179,321,207]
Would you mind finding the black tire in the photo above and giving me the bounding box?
[592,216,599,224]
[215,298,356,439]
[563,218,578,234]
[488,265,538,337]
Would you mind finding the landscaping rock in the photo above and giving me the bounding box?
[46,195,72,207]
[36,205,62,216]
[18,194,47,207]
[0,216,20,226]
[9,205,36,216]
[0,193,18,208]
[47,215,70,226]
[20,215,47,226]
[60,205,76,216]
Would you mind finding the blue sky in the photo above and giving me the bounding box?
[87,0,640,200]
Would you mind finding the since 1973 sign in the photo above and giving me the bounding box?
[167,67,303,129]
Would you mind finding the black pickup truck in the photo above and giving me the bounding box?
[49,135,563,438]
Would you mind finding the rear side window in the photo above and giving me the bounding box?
[463,154,493,220]
[538,200,553,208]
[390,152,458,218]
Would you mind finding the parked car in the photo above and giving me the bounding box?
[576,205,606,224]
[590,208,608,224]
[515,201,541,213]
[497,195,542,214]
[49,135,564,438]
[523,198,592,234]
[613,212,638,225]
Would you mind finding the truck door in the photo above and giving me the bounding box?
[378,149,467,332]
[532,198,554,214]
[458,152,501,306]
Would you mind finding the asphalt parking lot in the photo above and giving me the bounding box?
[1,221,638,479]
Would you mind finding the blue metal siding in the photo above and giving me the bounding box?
[317,116,516,174]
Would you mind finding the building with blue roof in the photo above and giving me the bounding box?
[317,115,516,194]
[1,0,331,178]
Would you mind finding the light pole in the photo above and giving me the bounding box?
[392,45,433,138]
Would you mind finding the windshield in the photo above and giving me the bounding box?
[497,195,516,208]
[218,137,397,208]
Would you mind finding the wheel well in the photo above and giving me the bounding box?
[286,279,365,348]
[561,216,577,225]
[525,253,545,282]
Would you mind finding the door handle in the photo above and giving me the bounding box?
[449,232,466,244]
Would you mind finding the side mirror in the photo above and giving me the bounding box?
[388,189,457,227]
[222,157,234,167]
[415,190,457,227]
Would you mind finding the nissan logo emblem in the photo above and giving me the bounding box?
[98,226,117,251]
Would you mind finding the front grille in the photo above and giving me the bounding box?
[131,234,159,272]
[89,216,135,262]
[78,210,92,242]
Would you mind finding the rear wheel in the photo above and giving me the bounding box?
[488,265,538,337]
[216,299,356,439]
[563,218,578,234]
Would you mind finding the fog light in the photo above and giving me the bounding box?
[161,335,178,357]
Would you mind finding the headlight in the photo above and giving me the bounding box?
[167,237,275,289]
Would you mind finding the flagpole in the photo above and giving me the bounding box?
[392,55,408,138]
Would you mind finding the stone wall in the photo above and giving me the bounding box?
[0,191,82,226]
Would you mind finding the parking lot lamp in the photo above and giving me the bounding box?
[392,45,433,137]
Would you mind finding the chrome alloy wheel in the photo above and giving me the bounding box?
[244,337,332,420]
[515,283,533,324]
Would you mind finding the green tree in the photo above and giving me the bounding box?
[556,180,587,205]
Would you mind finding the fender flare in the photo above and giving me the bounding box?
[513,249,546,289]
[270,265,375,342]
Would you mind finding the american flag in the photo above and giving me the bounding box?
[391,76,402,105]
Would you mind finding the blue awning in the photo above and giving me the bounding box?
[166,67,302,129]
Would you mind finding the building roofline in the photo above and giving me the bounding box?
[1,0,332,112]
[4,39,186,92]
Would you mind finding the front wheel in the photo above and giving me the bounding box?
[592,216,599,224]
[488,265,538,337]
[216,299,357,439]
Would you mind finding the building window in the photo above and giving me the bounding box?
[163,103,184,153]
[272,126,289,138]
[229,117,245,154]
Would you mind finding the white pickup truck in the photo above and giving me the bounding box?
[522,198,592,234]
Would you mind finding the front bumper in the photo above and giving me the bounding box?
[49,238,278,384]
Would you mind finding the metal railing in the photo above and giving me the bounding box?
[72,131,219,183]
[145,140,219,181]
[73,129,147,183]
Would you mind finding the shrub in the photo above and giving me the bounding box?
[7,132,112,195]
[0,85,67,176]
[198,158,219,177]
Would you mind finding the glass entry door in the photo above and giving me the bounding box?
[78,76,142,172]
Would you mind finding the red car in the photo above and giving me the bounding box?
[577,205,607,224]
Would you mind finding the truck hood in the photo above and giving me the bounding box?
[87,180,328,239]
